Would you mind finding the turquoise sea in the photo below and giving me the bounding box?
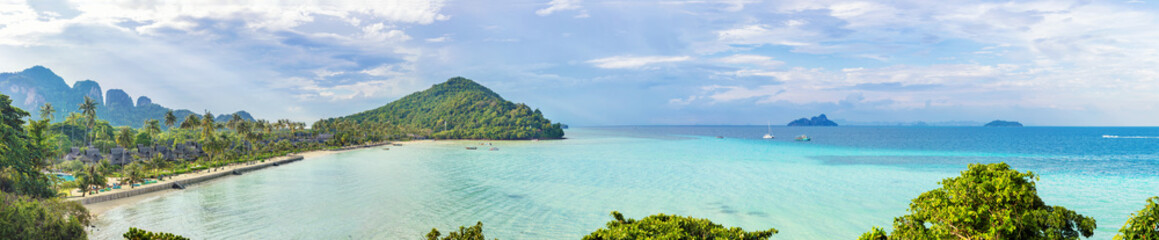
[92,126,1159,239]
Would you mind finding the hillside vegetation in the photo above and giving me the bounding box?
[321,77,564,140]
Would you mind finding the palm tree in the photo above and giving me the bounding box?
[77,164,106,197]
[145,119,162,137]
[200,111,215,140]
[147,153,166,178]
[39,102,54,121]
[257,119,271,134]
[180,114,201,129]
[228,113,243,130]
[73,170,89,197]
[235,121,259,152]
[164,110,177,129]
[115,127,134,148]
[78,96,98,146]
[120,163,143,189]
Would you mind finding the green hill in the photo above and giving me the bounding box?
[330,77,564,140]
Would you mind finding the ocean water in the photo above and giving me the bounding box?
[91,126,1159,239]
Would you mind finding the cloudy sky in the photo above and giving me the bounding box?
[2,0,1158,126]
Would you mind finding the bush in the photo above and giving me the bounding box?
[862,162,1095,240]
[123,227,189,240]
[583,211,778,240]
[1115,196,1159,240]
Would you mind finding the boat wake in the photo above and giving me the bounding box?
[1102,135,1159,139]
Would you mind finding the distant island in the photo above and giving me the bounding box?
[318,77,565,140]
[984,120,1023,127]
[0,66,253,127]
[788,114,838,126]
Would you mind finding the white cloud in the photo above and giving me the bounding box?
[361,23,411,42]
[536,0,583,16]
[0,0,449,46]
[716,54,783,67]
[425,34,452,42]
[587,55,693,69]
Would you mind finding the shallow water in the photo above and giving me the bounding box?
[92,127,1159,239]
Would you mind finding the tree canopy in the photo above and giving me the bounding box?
[0,93,90,239]
[864,162,1096,240]
[582,211,778,240]
[123,227,190,240]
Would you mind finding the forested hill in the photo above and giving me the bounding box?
[328,77,564,140]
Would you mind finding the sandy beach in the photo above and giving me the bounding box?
[79,141,429,216]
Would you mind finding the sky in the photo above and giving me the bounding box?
[2,0,1158,126]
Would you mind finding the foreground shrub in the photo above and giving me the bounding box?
[426,221,492,240]
[0,191,90,239]
[1114,196,1159,240]
[123,227,189,240]
[582,211,777,240]
[862,162,1096,240]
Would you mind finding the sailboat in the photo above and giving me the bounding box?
[763,122,774,139]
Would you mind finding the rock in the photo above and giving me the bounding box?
[788,114,839,126]
[71,80,103,105]
[984,120,1023,127]
[106,89,133,109]
[137,96,152,107]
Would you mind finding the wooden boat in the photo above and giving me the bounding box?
[466,147,478,150]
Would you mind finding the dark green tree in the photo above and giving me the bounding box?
[0,95,56,198]
[0,191,90,239]
[426,222,494,240]
[863,162,1096,240]
[123,227,189,240]
[857,227,888,240]
[583,211,778,240]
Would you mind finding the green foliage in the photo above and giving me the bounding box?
[123,227,190,240]
[135,131,153,146]
[857,227,888,240]
[75,164,107,197]
[870,162,1096,240]
[582,211,778,240]
[426,222,493,240]
[0,191,90,239]
[1114,196,1159,240]
[0,94,57,198]
[0,93,90,239]
[121,163,144,188]
[328,77,564,140]
[116,126,135,148]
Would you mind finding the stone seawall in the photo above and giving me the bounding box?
[79,155,304,205]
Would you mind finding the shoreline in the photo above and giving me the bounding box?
[80,141,414,216]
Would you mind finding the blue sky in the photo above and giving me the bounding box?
[2,0,1158,126]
